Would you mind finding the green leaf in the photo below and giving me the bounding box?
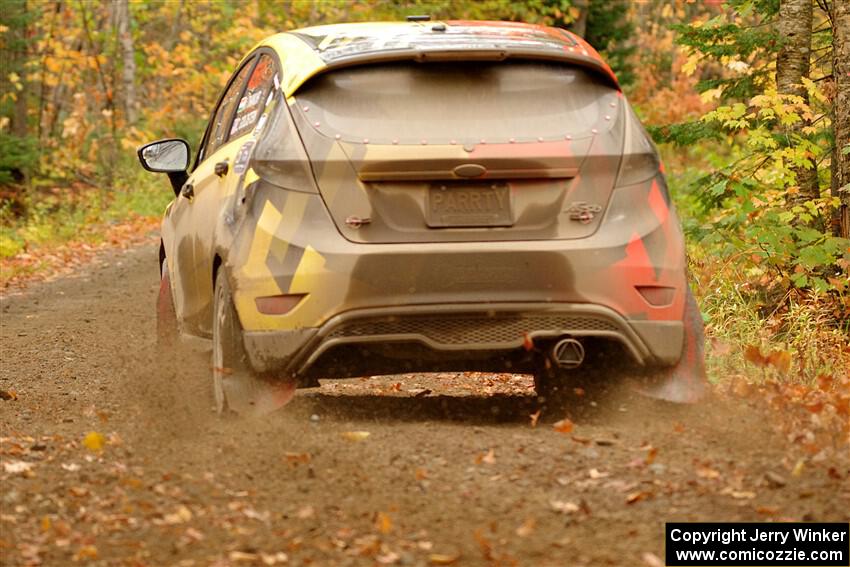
[791,273,808,288]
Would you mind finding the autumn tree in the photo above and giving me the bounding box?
[114,0,137,126]
[776,0,820,212]
[0,0,36,188]
[832,0,850,238]
[658,0,848,295]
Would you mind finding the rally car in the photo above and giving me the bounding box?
[138,19,707,415]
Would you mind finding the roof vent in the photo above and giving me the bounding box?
[406,15,431,22]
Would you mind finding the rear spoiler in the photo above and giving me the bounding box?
[309,49,620,92]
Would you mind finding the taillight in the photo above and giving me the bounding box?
[255,294,307,315]
[635,285,675,307]
[615,106,660,187]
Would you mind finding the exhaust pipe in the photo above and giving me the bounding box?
[551,338,585,369]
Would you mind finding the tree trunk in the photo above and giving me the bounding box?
[113,0,136,125]
[833,0,850,238]
[2,0,29,139]
[776,0,820,209]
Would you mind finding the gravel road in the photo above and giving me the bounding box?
[1,244,847,566]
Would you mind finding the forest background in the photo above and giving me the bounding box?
[1,0,849,385]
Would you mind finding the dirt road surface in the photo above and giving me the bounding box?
[1,244,848,566]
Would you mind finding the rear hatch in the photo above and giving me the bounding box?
[291,60,625,243]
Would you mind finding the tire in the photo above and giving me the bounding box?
[212,271,296,416]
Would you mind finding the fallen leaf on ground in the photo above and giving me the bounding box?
[549,500,580,514]
[766,350,791,373]
[429,553,460,565]
[697,467,720,479]
[341,431,370,442]
[82,431,105,452]
[284,452,311,466]
[73,545,98,561]
[0,390,17,401]
[183,527,204,543]
[260,551,289,565]
[730,490,757,499]
[377,550,400,564]
[642,551,664,567]
[376,511,392,534]
[3,460,33,474]
[475,448,496,465]
[764,471,786,488]
[626,491,652,504]
[589,468,609,479]
[516,517,536,537]
[473,530,493,561]
[744,345,767,366]
[162,505,193,524]
[553,418,574,434]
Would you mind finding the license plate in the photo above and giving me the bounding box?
[426,183,513,228]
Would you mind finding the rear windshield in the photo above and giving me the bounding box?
[293,61,618,145]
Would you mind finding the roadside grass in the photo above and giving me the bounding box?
[0,166,169,286]
[690,248,850,385]
[662,140,850,385]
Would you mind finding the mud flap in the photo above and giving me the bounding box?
[157,265,178,347]
[634,288,708,404]
[222,376,297,418]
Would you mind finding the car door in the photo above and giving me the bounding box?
[167,56,255,334]
[176,52,281,336]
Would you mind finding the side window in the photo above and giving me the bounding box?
[203,60,253,159]
[229,54,277,139]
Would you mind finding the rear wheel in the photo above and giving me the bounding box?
[212,272,296,416]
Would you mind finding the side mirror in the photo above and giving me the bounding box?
[138,138,189,172]
[137,138,190,196]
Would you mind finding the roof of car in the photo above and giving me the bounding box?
[256,21,619,97]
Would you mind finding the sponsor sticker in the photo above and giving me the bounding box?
[233,141,255,174]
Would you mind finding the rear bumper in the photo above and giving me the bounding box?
[228,180,688,379]
[243,302,683,377]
